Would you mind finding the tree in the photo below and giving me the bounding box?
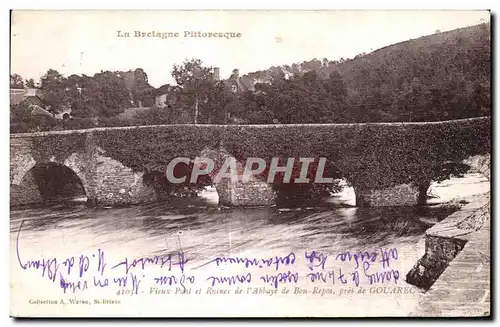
[69,74,101,118]
[92,71,131,116]
[171,59,218,123]
[25,78,36,88]
[200,81,233,124]
[10,73,24,89]
[65,72,131,118]
[238,70,345,124]
[40,69,69,114]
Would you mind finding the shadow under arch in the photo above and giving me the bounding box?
[142,164,220,206]
[16,162,87,204]
[262,158,358,208]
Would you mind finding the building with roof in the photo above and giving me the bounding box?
[11,88,73,120]
[10,88,43,106]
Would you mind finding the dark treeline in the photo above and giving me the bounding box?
[235,22,490,124]
[10,23,490,133]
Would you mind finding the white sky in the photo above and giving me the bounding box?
[10,10,489,88]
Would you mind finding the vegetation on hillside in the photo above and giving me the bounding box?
[11,23,490,132]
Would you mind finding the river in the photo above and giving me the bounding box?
[10,173,489,317]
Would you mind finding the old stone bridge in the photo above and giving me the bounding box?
[10,117,490,207]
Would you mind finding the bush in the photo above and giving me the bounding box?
[98,116,133,128]
[63,117,96,130]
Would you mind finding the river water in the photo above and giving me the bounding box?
[10,173,489,317]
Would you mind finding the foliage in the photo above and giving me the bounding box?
[132,106,176,125]
[63,117,96,130]
[10,102,59,133]
[232,23,490,124]
[93,125,222,172]
[10,73,24,89]
[40,69,70,114]
[221,118,490,189]
[84,117,491,190]
[29,133,87,163]
[10,23,490,132]
[236,70,347,124]
[93,71,131,116]
[25,78,36,88]
[171,59,219,123]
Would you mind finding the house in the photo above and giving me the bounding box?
[54,107,72,120]
[10,88,43,106]
[30,104,53,118]
[10,88,70,120]
[223,69,255,94]
[155,93,169,108]
[10,88,51,117]
[154,85,180,108]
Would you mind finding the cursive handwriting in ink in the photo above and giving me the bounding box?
[351,270,360,287]
[61,256,75,275]
[337,268,348,284]
[335,250,378,270]
[260,271,299,289]
[97,248,106,275]
[111,251,187,274]
[206,273,252,287]
[78,255,90,278]
[213,252,296,271]
[379,248,398,268]
[306,270,336,284]
[366,269,400,285]
[93,276,109,288]
[112,273,142,295]
[304,251,328,271]
[17,220,60,282]
[363,261,399,284]
[59,273,88,294]
[153,274,195,292]
[130,273,142,295]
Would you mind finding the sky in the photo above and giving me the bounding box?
[10,10,490,88]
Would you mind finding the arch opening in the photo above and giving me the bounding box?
[142,163,219,206]
[259,159,356,208]
[422,160,489,206]
[17,162,87,205]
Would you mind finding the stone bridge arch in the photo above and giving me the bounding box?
[10,152,90,206]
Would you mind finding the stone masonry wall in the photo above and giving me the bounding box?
[357,183,418,207]
[202,147,277,207]
[406,197,489,289]
[89,148,158,206]
[217,179,276,207]
[10,169,43,206]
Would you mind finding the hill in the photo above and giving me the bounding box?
[239,23,491,123]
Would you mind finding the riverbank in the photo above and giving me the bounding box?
[408,191,490,317]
